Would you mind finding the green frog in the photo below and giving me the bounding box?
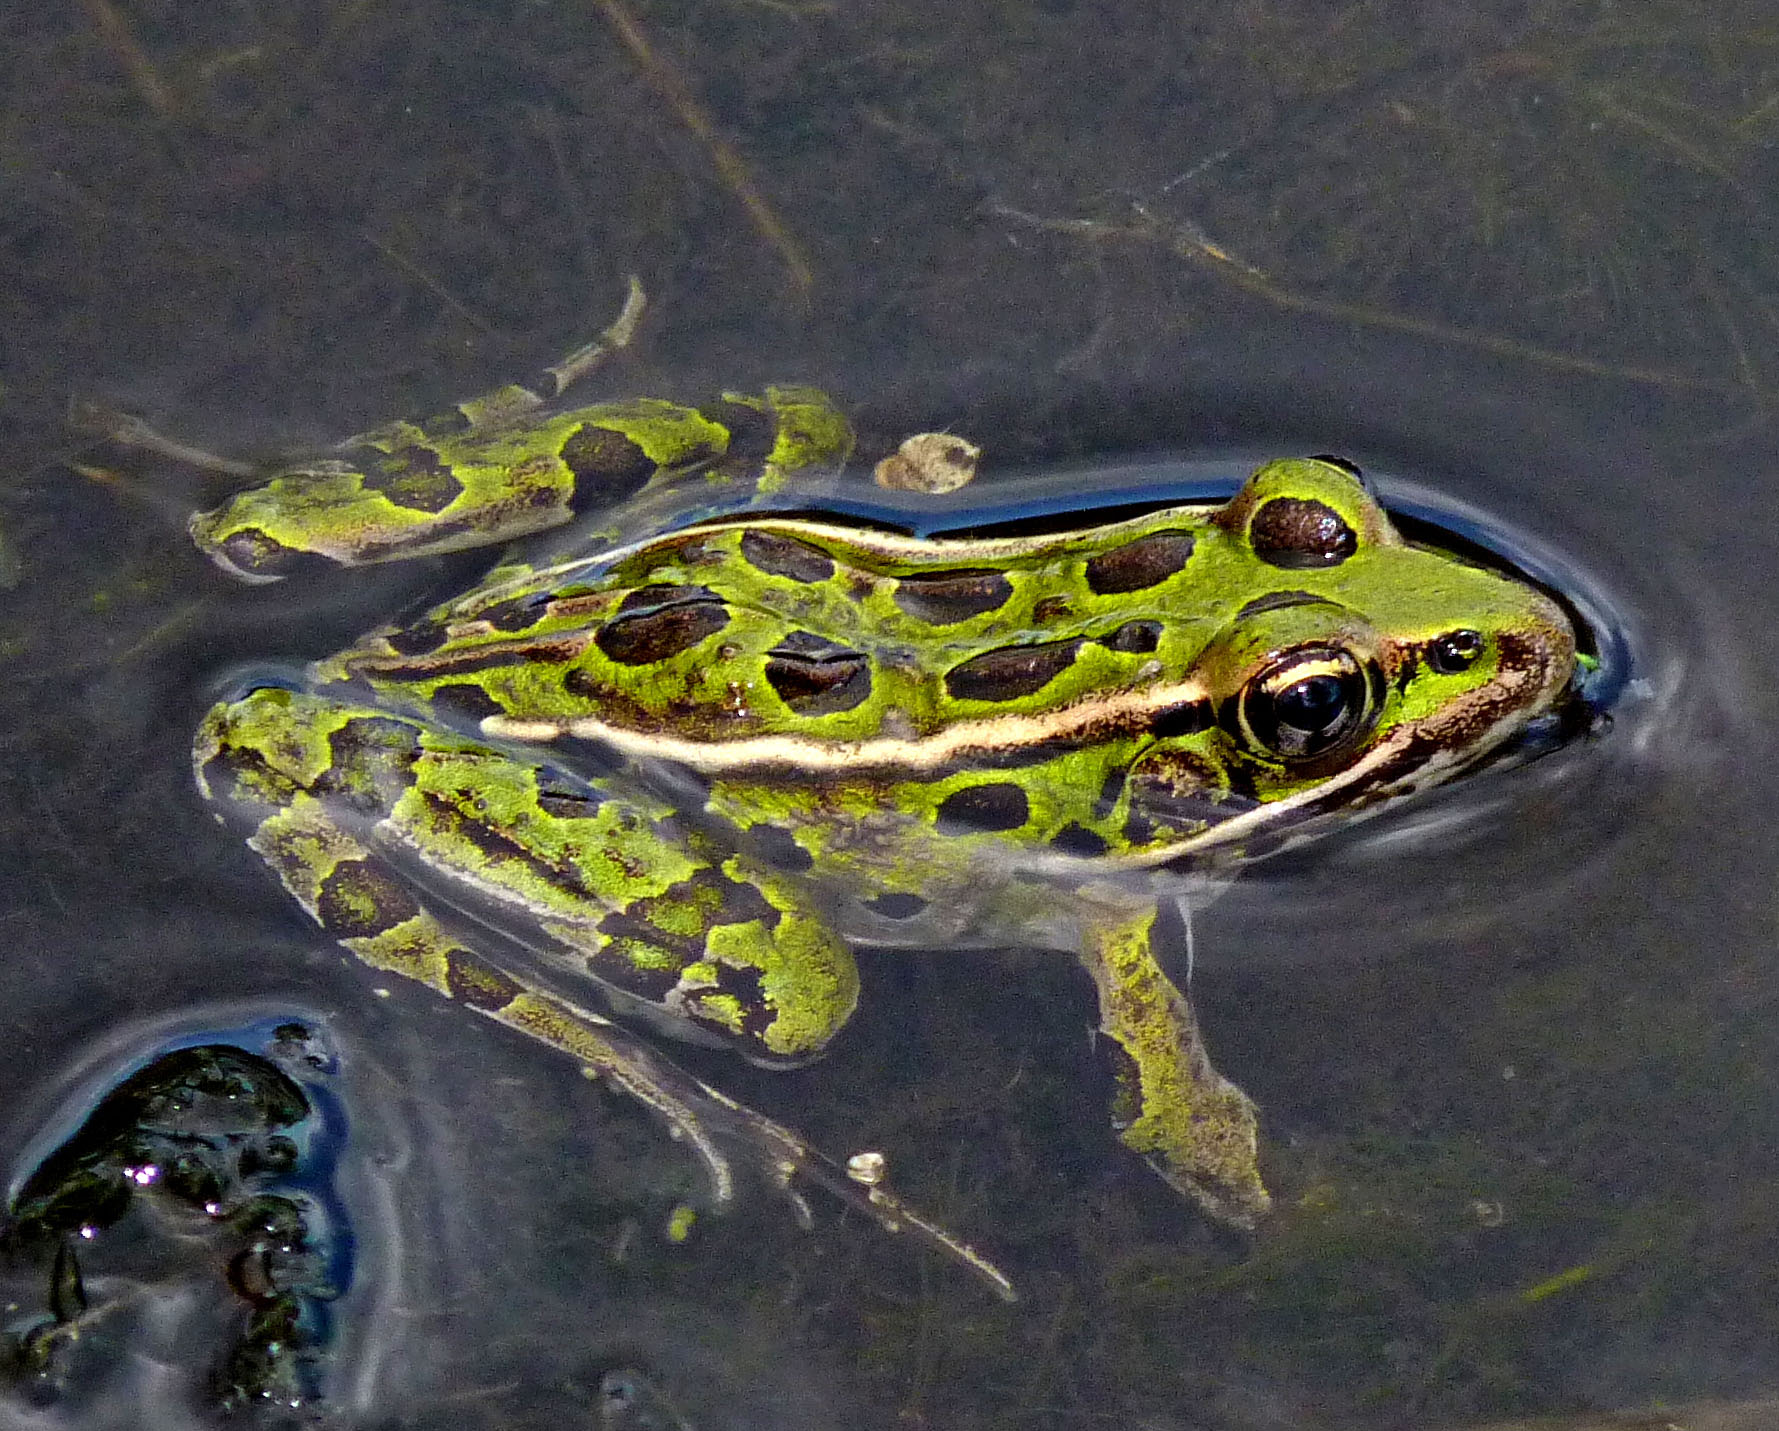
[181,313,1578,1296]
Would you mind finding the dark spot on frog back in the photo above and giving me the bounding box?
[698,398,777,481]
[1234,590,1333,621]
[558,424,660,510]
[614,583,718,616]
[1097,1030,1146,1130]
[744,823,814,873]
[315,857,422,938]
[740,530,835,582]
[682,963,781,1051]
[428,682,506,723]
[1248,498,1356,568]
[198,741,295,816]
[944,640,1082,702]
[892,569,1013,625]
[316,717,424,813]
[935,782,1030,834]
[1092,767,1126,820]
[469,592,558,634]
[533,767,605,819]
[358,445,465,514]
[1099,620,1161,654]
[446,956,526,1013]
[672,869,781,932]
[591,869,782,1009]
[1084,530,1196,595]
[595,585,731,665]
[863,891,929,919]
[413,787,603,899]
[1050,822,1109,857]
[385,620,450,656]
[417,407,472,439]
[762,631,874,714]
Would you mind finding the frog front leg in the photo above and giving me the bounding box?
[194,687,1014,1297]
[1078,907,1271,1230]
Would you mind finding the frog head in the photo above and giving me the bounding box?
[1122,457,1578,864]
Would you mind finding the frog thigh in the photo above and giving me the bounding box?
[1078,909,1271,1229]
[190,714,795,1212]
[194,690,1015,1294]
[194,688,859,1067]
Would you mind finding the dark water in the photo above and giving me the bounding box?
[2,1,1776,1426]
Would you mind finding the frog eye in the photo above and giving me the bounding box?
[1236,647,1376,760]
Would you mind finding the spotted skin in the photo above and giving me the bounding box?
[199,691,857,1064]
[195,387,1579,1261]
[190,386,850,580]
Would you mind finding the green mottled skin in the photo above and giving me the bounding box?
[188,386,847,579]
[191,379,1577,1234]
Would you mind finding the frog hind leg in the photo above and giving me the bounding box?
[1079,909,1271,1230]
[194,688,1014,1300]
[186,270,854,581]
[396,274,650,432]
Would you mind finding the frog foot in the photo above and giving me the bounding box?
[1080,909,1272,1230]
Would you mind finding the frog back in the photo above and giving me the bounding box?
[319,460,1576,876]
[325,507,1221,754]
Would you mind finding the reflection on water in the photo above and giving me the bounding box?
[1,0,1776,1427]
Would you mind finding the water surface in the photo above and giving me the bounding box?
[1,1,1775,1426]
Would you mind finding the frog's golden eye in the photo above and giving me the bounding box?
[1236,647,1376,760]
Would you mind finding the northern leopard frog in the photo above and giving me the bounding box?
[179,304,1578,1296]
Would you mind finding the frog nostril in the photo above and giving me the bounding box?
[1428,629,1484,674]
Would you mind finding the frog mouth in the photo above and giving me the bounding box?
[1141,722,1451,871]
[1512,658,1614,755]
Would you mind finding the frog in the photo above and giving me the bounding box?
[175,295,1579,1297]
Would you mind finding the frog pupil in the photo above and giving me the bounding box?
[1277,674,1347,733]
